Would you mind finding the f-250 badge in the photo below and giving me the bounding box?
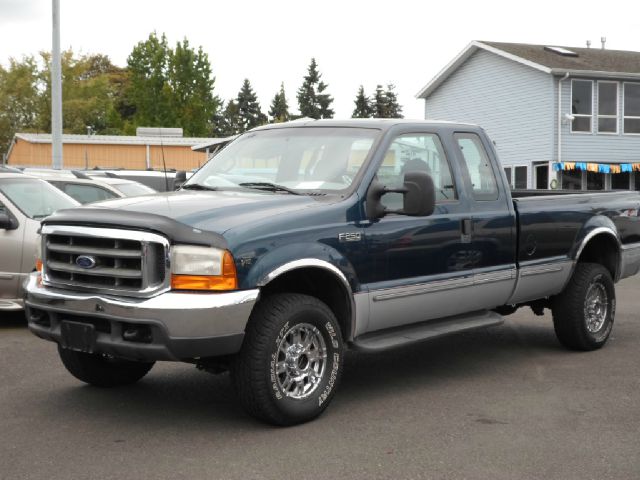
[338,232,362,242]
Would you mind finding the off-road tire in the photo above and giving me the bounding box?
[232,293,344,426]
[552,262,615,351]
[58,346,155,387]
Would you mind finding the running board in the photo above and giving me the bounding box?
[351,310,504,352]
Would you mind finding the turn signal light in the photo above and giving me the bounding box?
[171,251,238,291]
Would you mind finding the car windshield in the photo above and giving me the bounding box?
[112,182,157,197]
[185,127,379,193]
[0,177,78,218]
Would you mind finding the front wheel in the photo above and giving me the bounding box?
[552,263,615,351]
[58,346,155,387]
[232,293,344,426]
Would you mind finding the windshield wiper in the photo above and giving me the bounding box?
[181,183,219,191]
[239,182,301,195]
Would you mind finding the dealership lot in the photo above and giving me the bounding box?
[2,276,639,480]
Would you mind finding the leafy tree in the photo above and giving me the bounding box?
[269,82,290,123]
[236,78,266,132]
[0,55,41,157]
[296,58,334,119]
[168,39,220,136]
[352,85,372,118]
[125,32,174,128]
[37,50,126,136]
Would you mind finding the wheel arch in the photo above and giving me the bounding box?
[256,259,357,342]
[572,224,621,282]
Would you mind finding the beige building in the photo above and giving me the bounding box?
[5,128,220,171]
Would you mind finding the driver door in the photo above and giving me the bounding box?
[361,132,477,333]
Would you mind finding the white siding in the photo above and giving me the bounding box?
[424,50,555,188]
[559,79,640,163]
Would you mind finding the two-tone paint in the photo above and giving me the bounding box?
[26,120,640,358]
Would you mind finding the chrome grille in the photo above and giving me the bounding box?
[41,225,170,297]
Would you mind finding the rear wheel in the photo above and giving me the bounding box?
[232,293,344,426]
[58,346,154,387]
[552,263,615,351]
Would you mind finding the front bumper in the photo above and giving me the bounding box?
[25,273,259,361]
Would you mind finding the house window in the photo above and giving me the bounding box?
[571,80,593,133]
[503,167,512,186]
[586,171,604,190]
[624,82,640,134]
[502,165,527,189]
[562,170,582,190]
[611,172,630,190]
[597,82,618,133]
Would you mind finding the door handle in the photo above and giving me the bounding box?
[460,218,472,243]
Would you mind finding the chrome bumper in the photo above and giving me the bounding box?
[24,273,259,361]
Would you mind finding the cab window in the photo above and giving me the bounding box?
[375,133,456,211]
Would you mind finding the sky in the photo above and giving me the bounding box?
[1,0,639,121]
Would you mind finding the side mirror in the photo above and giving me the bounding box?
[0,212,16,230]
[174,170,187,190]
[366,171,436,220]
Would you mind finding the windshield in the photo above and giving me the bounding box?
[185,127,379,193]
[112,182,157,196]
[0,177,78,219]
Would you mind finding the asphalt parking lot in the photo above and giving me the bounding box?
[2,276,639,480]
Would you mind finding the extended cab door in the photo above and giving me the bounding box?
[361,130,477,333]
[452,131,517,309]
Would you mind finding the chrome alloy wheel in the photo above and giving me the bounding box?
[584,281,609,333]
[276,323,327,399]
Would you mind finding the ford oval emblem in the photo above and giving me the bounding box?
[76,255,97,269]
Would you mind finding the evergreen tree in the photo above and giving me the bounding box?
[269,82,290,123]
[214,99,242,137]
[369,84,404,119]
[352,85,372,118]
[371,84,387,118]
[384,84,403,119]
[296,58,334,119]
[236,78,267,132]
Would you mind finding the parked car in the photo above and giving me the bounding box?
[23,169,156,204]
[0,170,79,311]
[85,169,191,192]
[25,120,640,425]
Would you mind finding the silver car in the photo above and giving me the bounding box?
[0,172,79,311]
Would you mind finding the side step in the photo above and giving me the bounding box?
[351,310,504,352]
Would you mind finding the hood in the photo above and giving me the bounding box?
[69,190,322,233]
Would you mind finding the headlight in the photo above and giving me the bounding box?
[170,245,237,291]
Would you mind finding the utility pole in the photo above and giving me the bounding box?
[51,0,63,169]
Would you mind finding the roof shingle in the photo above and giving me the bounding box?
[482,41,640,74]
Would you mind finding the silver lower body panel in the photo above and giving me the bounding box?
[24,273,258,361]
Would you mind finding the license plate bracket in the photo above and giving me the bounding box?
[60,321,96,353]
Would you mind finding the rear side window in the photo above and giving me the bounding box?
[454,133,499,201]
[54,182,118,204]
